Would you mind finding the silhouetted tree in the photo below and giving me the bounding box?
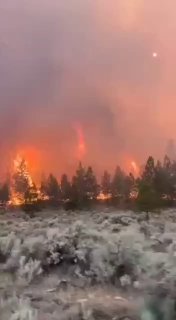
[70,163,99,208]
[142,156,155,183]
[85,166,99,200]
[61,174,71,201]
[40,174,47,198]
[45,174,61,203]
[71,163,87,207]
[111,166,126,200]
[0,183,10,204]
[101,171,111,196]
[137,156,160,212]
[137,180,160,213]
[154,160,166,199]
[124,173,135,201]
[162,156,176,201]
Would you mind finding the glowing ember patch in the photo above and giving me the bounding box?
[97,192,111,201]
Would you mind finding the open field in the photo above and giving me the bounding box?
[0,208,176,320]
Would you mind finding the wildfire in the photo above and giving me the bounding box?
[14,154,33,187]
[97,192,111,201]
[10,154,34,206]
[131,160,140,176]
[75,124,86,160]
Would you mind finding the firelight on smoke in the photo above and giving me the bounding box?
[131,161,140,176]
[75,124,86,160]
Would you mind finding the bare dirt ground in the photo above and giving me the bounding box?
[0,208,176,320]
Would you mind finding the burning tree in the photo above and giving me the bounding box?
[11,155,35,205]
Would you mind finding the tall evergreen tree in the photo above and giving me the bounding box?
[162,156,176,200]
[71,163,99,206]
[46,174,61,202]
[12,157,33,204]
[0,183,10,204]
[124,173,135,200]
[142,156,155,182]
[85,166,99,200]
[71,163,87,205]
[40,175,48,200]
[154,160,167,199]
[61,174,71,201]
[111,166,126,199]
[101,171,111,196]
[137,156,160,212]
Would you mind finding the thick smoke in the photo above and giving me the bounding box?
[0,0,175,177]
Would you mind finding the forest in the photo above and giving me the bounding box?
[0,155,176,213]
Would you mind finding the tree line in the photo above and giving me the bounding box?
[0,155,176,212]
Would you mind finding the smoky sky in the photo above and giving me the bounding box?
[0,0,176,176]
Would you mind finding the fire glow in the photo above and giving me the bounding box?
[10,154,34,206]
[131,161,140,176]
[75,124,86,160]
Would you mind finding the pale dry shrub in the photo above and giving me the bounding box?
[0,296,37,320]
[17,256,42,284]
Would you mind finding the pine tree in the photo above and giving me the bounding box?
[70,164,99,207]
[40,175,48,200]
[12,157,33,204]
[124,173,135,200]
[111,166,126,199]
[61,174,71,201]
[137,156,160,212]
[71,163,88,207]
[85,166,99,200]
[162,156,176,201]
[0,183,10,204]
[46,174,61,202]
[142,156,155,182]
[101,171,111,196]
[154,160,165,198]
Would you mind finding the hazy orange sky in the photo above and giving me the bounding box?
[0,0,176,179]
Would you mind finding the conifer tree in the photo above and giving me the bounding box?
[101,171,111,196]
[61,174,71,201]
[85,166,99,200]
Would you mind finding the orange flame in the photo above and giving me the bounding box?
[10,154,34,205]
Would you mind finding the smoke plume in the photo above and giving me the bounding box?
[0,0,175,178]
